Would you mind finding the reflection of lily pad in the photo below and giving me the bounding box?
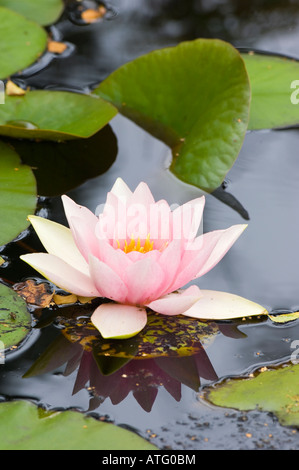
[60,307,219,359]
[0,0,64,26]
[0,91,117,141]
[0,400,156,450]
[0,140,36,246]
[0,7,47,80]
[0,283,32,349]
[95,38,250,192]
[206,363,299,427]
[6,125,118,196]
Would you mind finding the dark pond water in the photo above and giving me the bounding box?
[1,0,299,450]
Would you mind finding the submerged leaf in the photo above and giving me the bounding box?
[95,38,250,191]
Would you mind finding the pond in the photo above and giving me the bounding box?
[1,0,299,451]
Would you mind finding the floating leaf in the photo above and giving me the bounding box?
[0,400,157,450]
[0,91,117,141]
[0,140,36,246]
[242,51,299,130]
[206,363,299,427]
[0,0,64,25]
[0,7,47,80]
[95,38,250,191]
[268,311,299,324]
[0,283,32,349]
[6,125,118,196]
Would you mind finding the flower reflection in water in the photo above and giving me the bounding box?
[24,309,222,412]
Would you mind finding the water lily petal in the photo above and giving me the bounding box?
[157,239,184,294]
[99,191,128,241]
[196,224,248,277]
[146,285,202,316]
[123,257,165,305]
[182,289,268,320]
[110,177,133,202]
[27,215,89,276]
[20,253,99,297]
[171,196,205,243]
[131,181,155,206]
[170,224,247,292]
[62,195,98,229]
[91,303,147,339]
[89,255,128,303]
[97,238,132,278]
[62,196,100,261]
[68,215,99,262]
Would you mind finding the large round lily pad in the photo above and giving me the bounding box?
[95,38,250,192]
[0,0,64,26]
[0,140,36,247]
[0,7,47,80]
[0,91,117,141]
[0,400,156,450]
[0,283,32,349]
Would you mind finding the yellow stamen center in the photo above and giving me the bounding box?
[121,234,154,254]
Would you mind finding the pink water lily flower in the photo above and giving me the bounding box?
[21,178,253,339]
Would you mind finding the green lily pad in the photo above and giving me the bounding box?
[94,38,251,192]
[206,363,299,427]
[0,400,157,450]
[242,51,299,130]
[0,0,64,26]
[0,140,36,247]
[0,90,117,141]
[0,283,32,349]
[0,7,47,80]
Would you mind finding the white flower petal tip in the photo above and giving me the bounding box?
[146,285,202,316]
[91,303,148,339]
[110,177,132,201]
[182,289,268,320]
